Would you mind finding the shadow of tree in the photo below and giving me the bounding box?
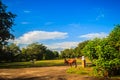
[1,76,120,80]
[2,75,67,80]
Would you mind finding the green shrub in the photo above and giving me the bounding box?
[66,67,90,75]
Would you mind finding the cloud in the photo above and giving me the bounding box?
[44,22,54,26]
[96,14,104,20]
[95,8,105,21]
[23,10,31,13]
[79,32,108,39]
[21,22,29,24]
[68,23,81,28]
[14,30,68,44]
[46,41,79,50]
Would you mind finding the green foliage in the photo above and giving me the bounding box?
[0,43,21,62]
[0,1,16,46]
[25,43,47,60]
[82,25,120,77]
[74,40,89,57]
[0,42,59,62]
[60,40,89,58]
[21,43,59,61]
[60,48,75,58]
[82,38,101,62]
[0,0,16,62]
[108,24,120,52]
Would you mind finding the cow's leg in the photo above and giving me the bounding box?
[74,62,77,68]
[70,63,72,67]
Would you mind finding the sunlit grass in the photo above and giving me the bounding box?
[0,58,90,68]
[0,59,63,68]
[66,66,93,75]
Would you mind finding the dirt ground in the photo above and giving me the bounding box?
[0,66,119,80]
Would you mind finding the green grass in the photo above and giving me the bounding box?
[0,59,82,68]
[66,66,120,80]
[0,59,64,68]
[66,66,93,75]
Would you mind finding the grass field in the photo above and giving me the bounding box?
[0,59,83,68]
[0,59,63,68]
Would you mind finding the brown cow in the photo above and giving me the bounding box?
[64,58,77,68]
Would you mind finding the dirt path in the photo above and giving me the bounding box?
[0,66,119,80]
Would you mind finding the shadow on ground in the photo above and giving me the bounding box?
[0,76,66,80]
[0,76,120,80]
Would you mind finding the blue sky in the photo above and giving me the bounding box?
[2,0,120,51]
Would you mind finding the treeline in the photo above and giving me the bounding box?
[60,40,89,58]
[0,43,59,62]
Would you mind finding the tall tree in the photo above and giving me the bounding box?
[1,43,21,62]
[74,40,89,57]
[60,48,75,58]
[108,24,120,52]
[82,38,101,62]
[0,0,16,47]
[82,25,120,76]
[26,43,47,60]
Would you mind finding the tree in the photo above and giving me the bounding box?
[53,51,59,59]
[93,38,120,76]
[59,41,89,58]
[60,48,75,58]
[82,25,120,76]
[108,24,120,52]
[0,43,21,62]
[45,50,55,60]
[0,1,16,47]
[82,38,101,62]
[7,43,21,61]
[25,43,47,60]
[74,40,89,57]
[21,43,58,61]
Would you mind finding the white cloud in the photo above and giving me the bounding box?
[95,8,105,21]
[44,22,54,26]
[79,32,108,39]
[68,23,81,28]
[46,41,79,50]
[23,10,31,13]
[21,22,29,24]
[14,30,68,44]
[96,14,104,20]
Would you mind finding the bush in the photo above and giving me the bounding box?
[82,25,120,77]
